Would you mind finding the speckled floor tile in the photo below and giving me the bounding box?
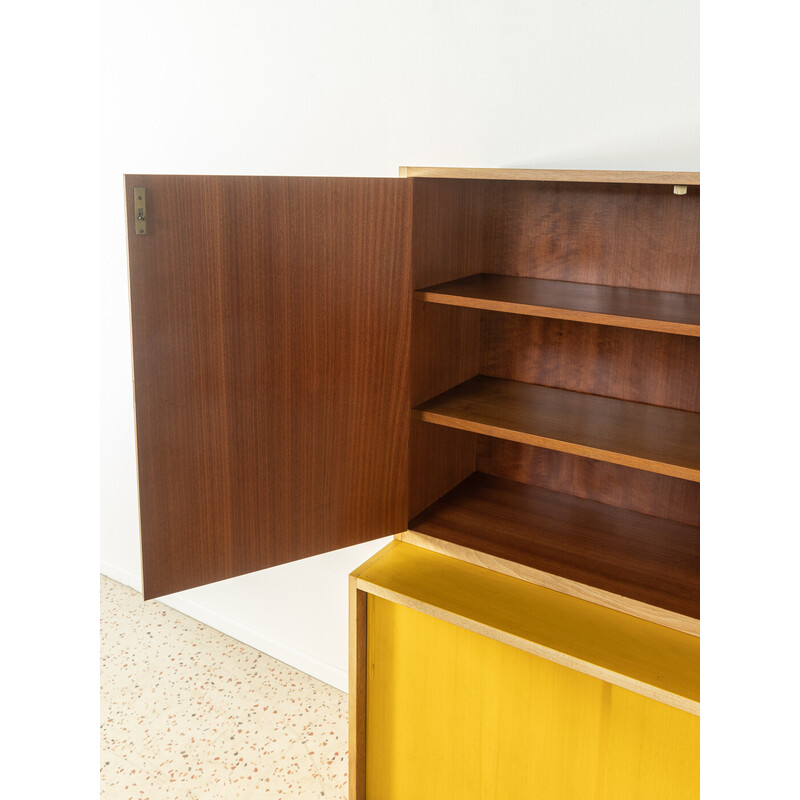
[100,575,348,798]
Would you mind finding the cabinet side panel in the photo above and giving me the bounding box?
[127,175,411,599]
[408,179,490,516]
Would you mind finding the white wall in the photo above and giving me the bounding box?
[100,0,699,691]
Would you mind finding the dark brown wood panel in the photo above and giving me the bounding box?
[413,376,700,480]
[418,274,699,335]
[477,441,700,527]
[481,314,700,412]
[408,422,477,520]
[409,178,494,290]
[411,303,481,407]
[479,180,699,293]
[408,472,699,618]
[407,178,490,516]
[127,175,412,599]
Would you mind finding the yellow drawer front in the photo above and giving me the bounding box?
[365,595,698,800]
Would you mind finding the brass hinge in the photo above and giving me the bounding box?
[134,187,147,234]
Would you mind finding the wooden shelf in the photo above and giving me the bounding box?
[417,274,700,336]
[412,376,700,481]
[407,472,699,621]
[354,540,699,713]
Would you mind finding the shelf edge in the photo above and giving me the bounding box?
[417,289,700,336]
[357,574,699,715]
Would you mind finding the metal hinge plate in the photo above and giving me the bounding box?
[134,187,147,234]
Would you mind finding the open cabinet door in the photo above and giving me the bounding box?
[126,175,411,599]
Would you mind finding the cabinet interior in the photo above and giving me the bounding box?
[405,177,700,624]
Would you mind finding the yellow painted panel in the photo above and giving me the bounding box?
[356,541,699,710]
[366,595,699,800]
[605,685,700,799]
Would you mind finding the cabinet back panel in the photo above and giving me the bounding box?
[477,441,700,527]
[481,314,699,412]
[480,181,699,294]
[127,175,412,599]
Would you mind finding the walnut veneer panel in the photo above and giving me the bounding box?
[480,181,699,294]
[408,422,477,520]
[481,314,700,413]
[408,179,491,516]
[127,175,411,599]
[477,442,700,527]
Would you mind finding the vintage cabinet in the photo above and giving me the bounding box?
[126,167,700,799]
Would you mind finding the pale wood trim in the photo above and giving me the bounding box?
[399,166,700,185]
[397,530,700,637]
[348,544,395,800]
[356,576,699,716]
[348,575,367,800]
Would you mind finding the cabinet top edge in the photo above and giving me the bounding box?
[399,167,700,185]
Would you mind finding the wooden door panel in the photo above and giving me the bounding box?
[126,175,411,599]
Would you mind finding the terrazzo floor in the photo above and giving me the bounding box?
[100,575,349,798]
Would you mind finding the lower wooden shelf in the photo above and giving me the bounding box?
[407,471,699,625]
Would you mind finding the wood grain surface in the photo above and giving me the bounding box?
[413,376,700,481]
[476,442,700,526]
[408,421,477,520]
[127,175,411,599]
[480,314,699,412]
[408,178,490,516]
[480,181,699,294]
[401,167,700,185]
[418,274,699,335]
[408,472,699,618]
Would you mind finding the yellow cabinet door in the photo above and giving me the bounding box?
[366,595,699,800]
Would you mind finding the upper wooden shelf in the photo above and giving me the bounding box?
[417,274,700,336]
[400,167,700,185]
[412,376,700,481]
